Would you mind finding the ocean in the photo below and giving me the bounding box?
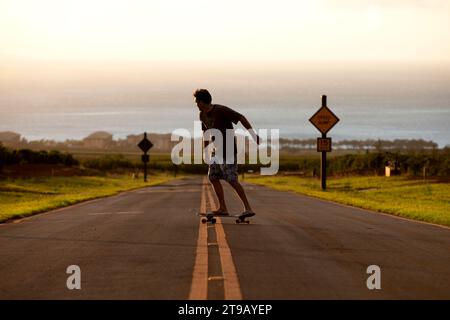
[1,65,449,147]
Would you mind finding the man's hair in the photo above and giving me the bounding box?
[193,89,212,104]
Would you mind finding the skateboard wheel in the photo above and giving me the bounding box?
[201,219,206,223]
[212,218,217,224]
[235,219,240,224]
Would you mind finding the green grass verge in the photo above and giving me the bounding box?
[246,175,450,227]
[0,173,178,223]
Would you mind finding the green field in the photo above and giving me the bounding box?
[246,175,450,227]
[0,173,176,223]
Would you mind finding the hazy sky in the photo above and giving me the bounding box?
[1,0,450,68]
[1,1,450,145]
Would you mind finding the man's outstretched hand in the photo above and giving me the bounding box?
[239,115,261,145]
[249,130,261,145]
[255,134,261,145]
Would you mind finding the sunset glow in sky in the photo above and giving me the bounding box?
[1,0,450,67]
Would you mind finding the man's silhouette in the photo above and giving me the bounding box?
[194,88,259,217]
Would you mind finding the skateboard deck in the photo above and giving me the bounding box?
[198,212,253,224]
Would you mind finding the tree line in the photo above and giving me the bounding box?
[2,142,449,178]
[0,144,78,172]
[279,138,439,152]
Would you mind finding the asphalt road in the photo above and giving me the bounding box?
[0,176,449,299]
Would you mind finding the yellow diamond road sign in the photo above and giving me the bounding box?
[309,106,340,135]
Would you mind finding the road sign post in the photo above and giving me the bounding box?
[309,95,339,190]
[137,132,153,182]
[321,132,327,190]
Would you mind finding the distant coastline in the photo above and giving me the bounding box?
[0,130,442,154]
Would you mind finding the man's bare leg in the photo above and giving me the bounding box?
[209,179,228,213]
[228,181,252,212]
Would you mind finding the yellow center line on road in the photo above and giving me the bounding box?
[206,183,243,300]
[188,178,209,300]
[189,178,243,300]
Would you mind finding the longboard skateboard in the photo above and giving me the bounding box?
[198,212,253,224]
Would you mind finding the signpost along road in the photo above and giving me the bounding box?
[138,132,153,182]
[309,96,339,190]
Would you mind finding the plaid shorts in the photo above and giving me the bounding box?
[208,163,238,183]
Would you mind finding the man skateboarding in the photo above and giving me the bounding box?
[194,88,259,218]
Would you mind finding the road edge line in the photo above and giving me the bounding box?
[245,182,450,231]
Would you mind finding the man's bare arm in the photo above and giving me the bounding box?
[239,115,260,144]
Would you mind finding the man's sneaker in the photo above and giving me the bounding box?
[239,210,255,218]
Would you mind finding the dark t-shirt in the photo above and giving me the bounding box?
[199,104,242,162]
